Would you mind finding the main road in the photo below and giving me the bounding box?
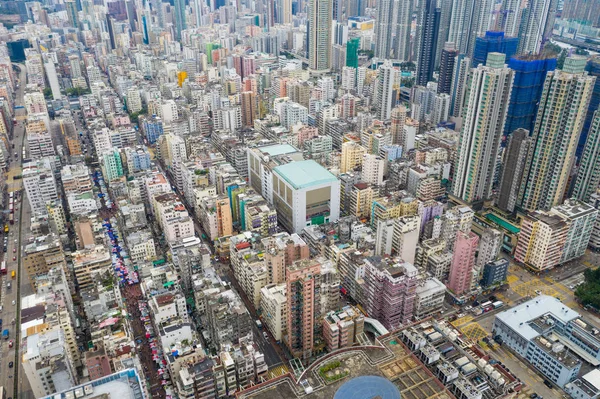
[0,65,34,399]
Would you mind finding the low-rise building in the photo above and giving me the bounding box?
[415,277,446,319]
[322,305,365,351]
[72,244,112,290]
[492,296,599,387]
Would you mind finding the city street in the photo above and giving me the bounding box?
[0,65,34,399]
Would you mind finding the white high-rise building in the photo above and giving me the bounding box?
[374,0,396,59]
[341,66,356,90]
[453,53,514,203]
[44,60,62,100]
[362,154,385,185]
[126,86,143,113]
[23,163,59,216]
[432,93,451,124]
[23,327,77,398]
[375,61,395,121]
[308,0,332,73]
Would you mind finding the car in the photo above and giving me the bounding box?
[263,331,268,339]
[464,305,472,311]
[8,340,13,348]
[544,380,553,389]
[12,248,15,253]
[530,394,538,399]
[8,361,13,368]
[11,300,15,305]
[12,256,16,261]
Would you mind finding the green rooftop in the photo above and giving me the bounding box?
[485,213,520,234]
[274,160,338,190]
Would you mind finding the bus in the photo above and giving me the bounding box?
[480,301,494,312]
[0,262,5,274]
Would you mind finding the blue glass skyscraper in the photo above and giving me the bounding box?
[504,55,557,137]
[473,31,519,68]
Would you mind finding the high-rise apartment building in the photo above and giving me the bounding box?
[504,55,557,137]
[497,128,531,213]
[307,0,332,73]
[472,31,518,68]
[514,211,569,271]
[65,0,80,29]
[517,0,556,54]
[340,141,366,173]
[23,163,59,216]
[519,57,596,211]
[285,258,339,359]
[447,0,494,55]
[573,111,600,202]
[362,154,384,185]
[550,199,598,263]
[390,106,407,145]
[364,257,418,329]
[474,227,502,276]
[174,0,186,40]
[580,57,600,159]
[438,43,457,95]
[415,0,441,86]
[375,60,395,120]
[450,54,471,117]
[374,0,395,59]
[452,53,514,203]
[447,231,478,296]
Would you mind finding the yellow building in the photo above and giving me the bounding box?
[370,194,419,228]
[340,141,366,173]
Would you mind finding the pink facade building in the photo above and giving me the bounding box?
[364,257,418,330]
[447,231,479,295]
[296,126,319,148]
[286,259,322,359]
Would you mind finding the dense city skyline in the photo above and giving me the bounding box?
[0,0,600,398]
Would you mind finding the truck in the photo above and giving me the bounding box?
[492,301,504,309]
[2,329,8,340]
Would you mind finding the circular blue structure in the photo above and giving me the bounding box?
[334,376,401,399]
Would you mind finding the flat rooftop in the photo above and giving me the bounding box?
[41,368,145,399]
[495,295,580,341]
[274,160,338,190]
[258,144,299,156]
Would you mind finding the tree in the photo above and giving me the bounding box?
[66,87,91,96]
[129,108,147,124]
[43,87,52,99]
[557,49,568,69]
[574,267,600,310]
